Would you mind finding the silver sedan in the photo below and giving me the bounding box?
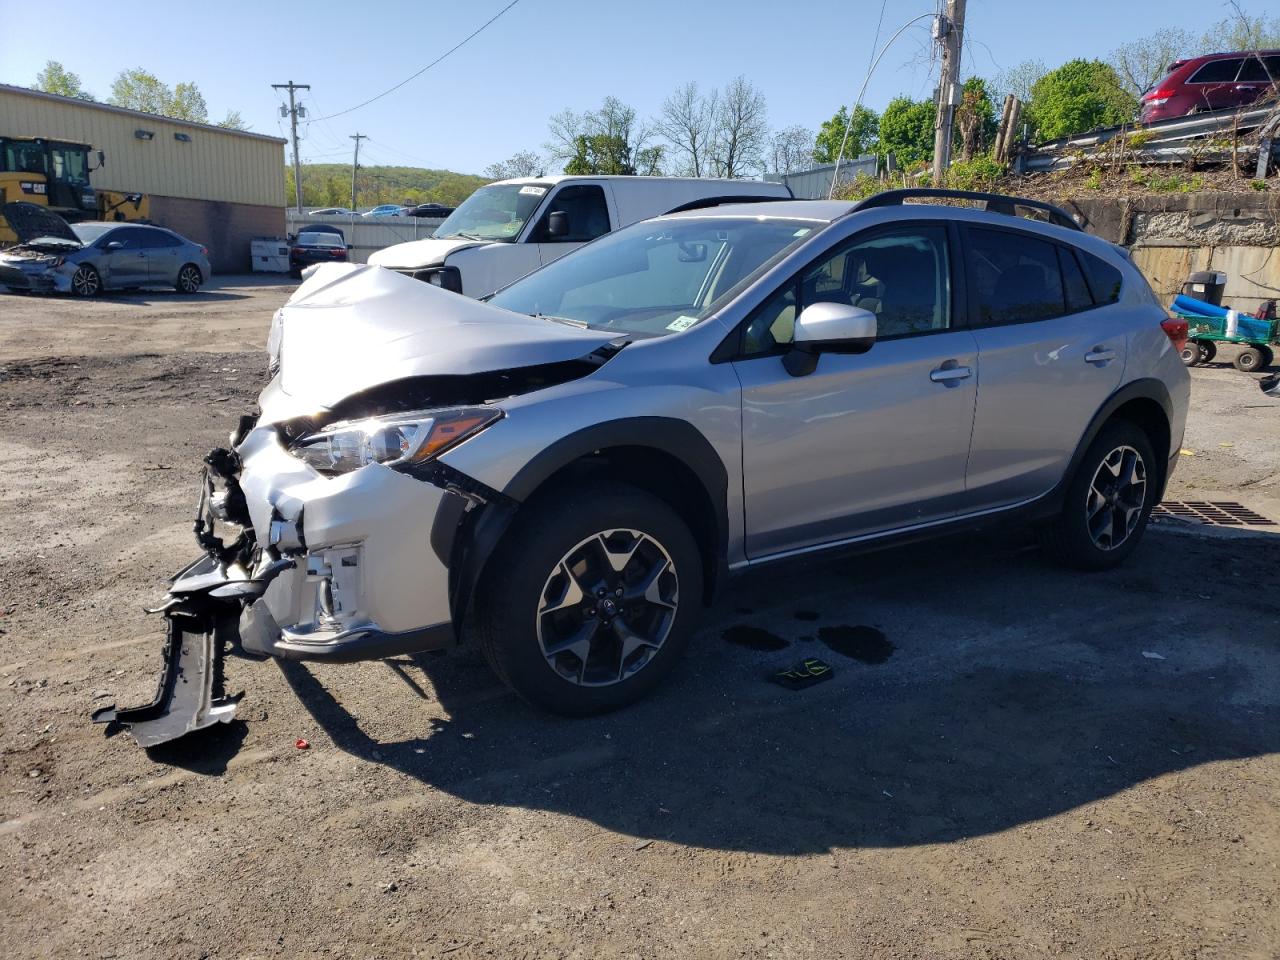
[0,203,211,296]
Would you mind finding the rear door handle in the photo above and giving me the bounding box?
[1085,348,1116,364]
[929,364,972,383]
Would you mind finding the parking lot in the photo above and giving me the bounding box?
[1,277,1278,959]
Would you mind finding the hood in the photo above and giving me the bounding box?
[275,263,621,409]
[366,234,488,269]
[2,202,81,245]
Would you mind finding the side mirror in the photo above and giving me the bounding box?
[104,240,124,251]
[546,210,569,239]
[91,150,105,171]
[783,302,877,377]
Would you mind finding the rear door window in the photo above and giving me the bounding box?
[1189,58,1242,83]
[965,227,1065,327]
[1237,56,1271,82]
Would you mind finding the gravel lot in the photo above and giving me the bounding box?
[1,277,1278,960]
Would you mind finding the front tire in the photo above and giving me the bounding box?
[473,485,703,715]
[175,264,203,294]
[1040,421,1157,571]
[70,264,101,297]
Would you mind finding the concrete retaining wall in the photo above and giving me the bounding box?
[1059,192,1280,314]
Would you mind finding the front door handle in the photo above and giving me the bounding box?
[929,363,972,383]
[1085,347,1116,364]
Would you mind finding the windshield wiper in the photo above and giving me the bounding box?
[532,312,590,329]
[444,231,490,242]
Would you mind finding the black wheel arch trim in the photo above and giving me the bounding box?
[1043,377,1174,515]
[434,417,730,636]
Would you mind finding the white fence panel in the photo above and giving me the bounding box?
[283,213,447,263]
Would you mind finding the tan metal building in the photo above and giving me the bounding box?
[0,83,286,272]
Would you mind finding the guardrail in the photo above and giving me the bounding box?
[1020,103,1280,175]
[283,213,446,263]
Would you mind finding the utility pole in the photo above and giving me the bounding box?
[349,133,368,213]
[272,80,310,214]
[930,0,966,185]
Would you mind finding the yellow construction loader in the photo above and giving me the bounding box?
[0,136,149,245]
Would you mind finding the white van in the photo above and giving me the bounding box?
[366,175,792,297]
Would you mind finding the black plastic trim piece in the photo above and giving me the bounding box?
[849,188,1083,232]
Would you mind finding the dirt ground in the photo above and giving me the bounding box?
[1,277,1278,960]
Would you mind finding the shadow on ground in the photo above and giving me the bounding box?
[267,530,1278,855]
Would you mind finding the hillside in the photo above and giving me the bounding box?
[283,164,490,209]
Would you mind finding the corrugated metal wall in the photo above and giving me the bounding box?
[764,157,880,199]
[0,84,285,208]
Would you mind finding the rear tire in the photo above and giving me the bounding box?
[1040,420,1157,571]
[1199,340,1217,363]
[175,264,203,294]
[1179,343,1201,366]
[473,485,703,716]
[70,264,101,297]
[1234,346,1263,372]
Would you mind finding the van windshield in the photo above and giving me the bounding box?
[434,183,550,243]
[488,216,818,338]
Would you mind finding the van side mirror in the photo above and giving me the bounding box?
[783,302,877,377]
[546,210,569,239]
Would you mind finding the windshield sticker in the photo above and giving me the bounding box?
[666,315,700,332]
[518,185,547,196]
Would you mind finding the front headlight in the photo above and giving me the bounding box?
[290,407,501,476]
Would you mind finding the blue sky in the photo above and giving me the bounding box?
[0,0,1255,174]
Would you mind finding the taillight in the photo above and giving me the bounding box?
[291,247,303,255]
[1161,317,1188,351]
[1142,87,1173,102]
[200,245,208,256]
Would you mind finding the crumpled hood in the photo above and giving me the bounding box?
[274,263,619,410]
[366,234,487,269]
[2,202,82,246]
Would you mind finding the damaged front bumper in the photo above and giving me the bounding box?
[98,422,469,747]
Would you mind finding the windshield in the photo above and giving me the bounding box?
[71,223,116,244]
[489,216,818,338]
[434,183,550,243]
[296,232,344,247]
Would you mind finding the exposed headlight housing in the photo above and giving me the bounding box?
[290,407,501,476]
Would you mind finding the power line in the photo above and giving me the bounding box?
[313,0,522,121]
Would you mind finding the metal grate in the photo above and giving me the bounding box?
[1155,501,1276,527]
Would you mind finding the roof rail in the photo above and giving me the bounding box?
[662,194,793,215]
[849,188,1083,231]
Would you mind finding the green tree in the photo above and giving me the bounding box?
[34,61,94,100]
[877,96,935,165]
[955,77,998,161]
[1198,8,1280,53]
[217,110,249,131]
[812,105,878,164]
[564,133,636,175]
[1109,27,1193,99]
[169,81,208,123]
[1026,59,1136,141]
[109,68,173,115]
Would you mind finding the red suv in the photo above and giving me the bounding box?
[1139,50,1280,123]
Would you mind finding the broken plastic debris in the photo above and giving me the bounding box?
[295,738,310,750]
[1179,448,1195,456]
[1141,651,1166,660]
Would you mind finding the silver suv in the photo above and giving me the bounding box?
[98,189,1191,746]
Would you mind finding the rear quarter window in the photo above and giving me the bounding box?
[1189,58,1242,83]
[1078,250,1123,305]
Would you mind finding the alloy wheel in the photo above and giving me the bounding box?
[1086,445,1148,551]
[536,528,679,687]
[72,266,99,296]
[179,266,201,293]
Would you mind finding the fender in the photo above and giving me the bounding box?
[1038,377,1174,517]
[437,418,730,633]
